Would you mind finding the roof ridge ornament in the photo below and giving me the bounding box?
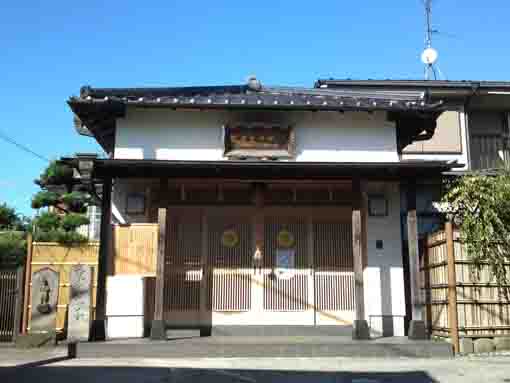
[247,75,262,92]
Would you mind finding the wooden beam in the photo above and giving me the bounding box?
[253,183,265,269]
[90,176,112,341]
[352,177,369,339]
[446,220,460,353]
[13,266,24,341]
[407,180,421,320]
[21,233,32,334]
[144,186,153,222]
[164,178,353,185]
[200,211,211,336]
[151,207,167,340]
[407,179,426,339]
[159,178,169,206]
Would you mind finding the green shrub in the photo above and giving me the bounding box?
[32,160,95,246]
[33,229,87,245]
[0,231,26,266]
[443,169,510,287]
[31,191,60,209]
[61,213,90,231]
[33,212,61,232]
[37,161,73,186]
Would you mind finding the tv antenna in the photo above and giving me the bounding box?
[421,0,443,80]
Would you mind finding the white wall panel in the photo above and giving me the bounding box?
[114,109,399,163]
[364,182,405,337]
[106,275,145,339]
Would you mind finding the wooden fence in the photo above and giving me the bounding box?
[422,225,510,345]
[111,224,158,276]
[0,267,24,342]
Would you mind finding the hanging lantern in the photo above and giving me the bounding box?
[277,229,295,248]
[221,229,239,248]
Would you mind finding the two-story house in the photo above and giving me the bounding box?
[66,77,510,342]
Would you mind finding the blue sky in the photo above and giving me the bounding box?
[1,0,509,216]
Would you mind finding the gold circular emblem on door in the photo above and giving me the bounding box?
[221,229,239,248]
[277,229,295,248]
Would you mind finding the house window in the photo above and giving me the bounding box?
[77,205,101,241]
[126,193,145,215]
[368,195,388,217]
[224,123,295,159]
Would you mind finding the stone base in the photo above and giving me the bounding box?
[459,338,474,354]
[15,332,57,348]
[408,320,427,340]
[474,338,495,353]
[494,337,510,351]
[200,327,212,337]
[89,320,106,341]
[352,320,370,340]
[150,320,166,340]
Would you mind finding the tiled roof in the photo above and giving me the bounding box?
[316,78,510,90]
[69,82,444,112]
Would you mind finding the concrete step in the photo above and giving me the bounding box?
[77,337,453,359]
[211,325,353,337]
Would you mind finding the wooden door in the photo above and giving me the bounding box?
[313,220,355,325]
[163,209,204,327]
[207,213,252,313]
[262,213,315,325]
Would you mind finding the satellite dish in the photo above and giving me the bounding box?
[421,47,438,65]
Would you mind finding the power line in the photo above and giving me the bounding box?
[0,130,50,163]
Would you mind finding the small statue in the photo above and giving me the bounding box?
[253,246,262,273]
[37,279,52,314]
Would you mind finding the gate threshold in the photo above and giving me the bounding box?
[76,336,453,359]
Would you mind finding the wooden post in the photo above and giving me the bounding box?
[21,232,32,334]
[199,211,211,336]
[151,207,167,339]
[307,218,315,321]
[90,176,112,341]
[407,179,426,339]
[13,266,24,341]
[253,183,264,271]
[446,220,460,353]
[352,177,369,340]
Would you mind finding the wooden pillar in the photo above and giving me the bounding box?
[446,220,460,353]
[21,233,32,334]
[352,177,370,340]
[253,183,264,270]
[199,211,211,337]
[13,266,24,341]
[90,176,112,341]
[151,207,168,339]
[407,179,426,339]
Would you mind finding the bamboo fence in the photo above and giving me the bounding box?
[422,227,510,340]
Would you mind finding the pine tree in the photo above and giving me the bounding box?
[31,161,97,244]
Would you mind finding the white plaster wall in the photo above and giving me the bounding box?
[115,109,227,161]
[106,275,145,339]
[293,111,399,162]
[114,108,399,162]
[363,182,405,337]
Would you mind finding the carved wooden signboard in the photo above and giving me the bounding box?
[224,124,294,158]
[30,268,59,333]
[68,264,93,342]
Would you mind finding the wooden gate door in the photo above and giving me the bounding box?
[208,209,253,324]
[164,209,206,328]
[262,210,315,325]
[0,268,23,342]
[313,219,355,325]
